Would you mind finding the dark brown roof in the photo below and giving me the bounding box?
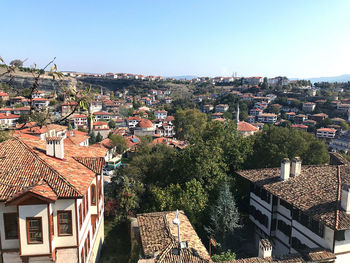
[237,163,350,230]
[137,211,210,263]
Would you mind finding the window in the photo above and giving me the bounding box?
[26,217,43,244]
[91,185,96,205]
[335,230,346,241]
[57,211,72,236]
[79,204,83,228]
[4,213,18,239]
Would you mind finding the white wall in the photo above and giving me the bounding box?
[335,229,350,254]
[250,198,271,235]
[19,204,50,256]
[53,199,77,248]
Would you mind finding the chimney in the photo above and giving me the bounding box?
[291,157,302,177]
[46,137,64,159]
[258,239,272,259]
[341,185,350,213]
[280,158,290,181]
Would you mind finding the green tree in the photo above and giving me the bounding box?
[95,132,103,143]
[0,131,10,142]
[250,125,329,168]
[174,108,207,141]
[89,132,96,144]
[340,121,349,131]
[108,119,116,129]
[212,250,236,262]
[109,134,127,154]
[205,183,241,250]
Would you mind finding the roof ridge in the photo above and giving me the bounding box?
[11,137,82,197]
[335,165,342,230]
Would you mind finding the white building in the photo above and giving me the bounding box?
[0,113,20,129]
[257,113,277,124]
[236,155,350,262]
[0,137,107,263]
[154,110,168,119]
[316,128,337,139]
[215,104,229,112]
[302,102,316,112]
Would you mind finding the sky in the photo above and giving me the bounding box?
[1,0,350,78]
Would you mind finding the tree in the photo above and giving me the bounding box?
[249,125,329,168]
[205,183,241,250]
[89,132,96,144]
[108,119,116,129]
[95,132,103,143]
[0,131,10,142]
[109,134,127,154]
[174,109,207,141]
[10,59,23,67]
[340,121,349,131]
[212,250,236,262]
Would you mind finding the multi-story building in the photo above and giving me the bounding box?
[71,115,88,128]
[93,112,111,122]
[257,113,277,124]
[250,108,263,117]
[316,128,337,139]
[236,155,350,261]
[61,102,78,115]
[0,137,106,262]
[154,110,167,119]
[215,104,229,112]
[302,102,316,112]
[0,113,20,129]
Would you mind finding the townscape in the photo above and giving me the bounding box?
[1,1,350,263]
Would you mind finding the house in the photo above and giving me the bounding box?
[215,104,229,112]
[0,113,20,129]
[236,156,350,261]
[126,116,141,128]
[134,119,155,137]
[294,114,307,124]
[154,110,167,119]
[136,211,211,262]
[61,102,78,115]
[330,130,350,154]
[93,112,111,122]
[32,98,50,109]
[31,90,46,99]
[286,112,296,121]
[202,105,214,113]
[155,122,175,137]
[310,113,328,123]
[237,121,259,137]
[0,92,9,101]
[291,124,308,131]
[15,123,68,140]
[337,104,350,112]
[0,137,106,263]
[316,128,337,139]
[302,102,316,112]
[257,113,277,124]
[243,76,263,85]
[250,108,263,117]
[71,115,88,128]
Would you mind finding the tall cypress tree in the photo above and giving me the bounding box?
[205,183,241,250]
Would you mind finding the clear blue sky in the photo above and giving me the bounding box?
[1,0,350,78]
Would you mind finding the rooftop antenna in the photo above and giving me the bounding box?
[172,210,188,263]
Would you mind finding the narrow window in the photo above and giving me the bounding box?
[91,185,96,205]
[26,217,43,244]
[57,211,72,235]
[4,213,18,239]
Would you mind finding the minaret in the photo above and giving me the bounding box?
[236,103,240,125]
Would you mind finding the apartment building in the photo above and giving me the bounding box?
[316,128,337,139]
[236,156,350,262]
[154,110,168,119]
[257,113,277,124]
[0,137,107,263]
[302,102,316,112]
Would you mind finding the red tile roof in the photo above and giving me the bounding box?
[238,121,259,132]
[138,119,153,128]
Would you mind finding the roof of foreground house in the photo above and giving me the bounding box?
[137,211,211,263]
[236,155,350,230]
[0,137,107,202]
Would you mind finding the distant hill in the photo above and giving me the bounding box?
[304,74,350,83]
